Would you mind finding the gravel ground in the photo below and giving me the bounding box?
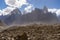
[0,24,60,40]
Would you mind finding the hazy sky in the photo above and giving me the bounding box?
[0,0,60,16]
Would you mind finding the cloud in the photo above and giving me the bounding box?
[56,9,60,16]
[48,9,57,13]
[0,7,15,16]
[0,0,30,16]
[0,10,3,16]
[48,8,60,16]
[5,0,28,8]
[2,7,15,15]
[24,4,35,13]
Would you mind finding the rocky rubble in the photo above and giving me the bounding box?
[0,24,60,40]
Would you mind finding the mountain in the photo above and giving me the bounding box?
[2,8,22,25]
[1,7,59,25]
[20,7,58,24]
[58,15,60,22]
[0,20,4,26]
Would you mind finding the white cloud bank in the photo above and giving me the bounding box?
[0,7,15,16]
[5,0,28,8]
[0,0,60,16]
[24,4,35,13]
[48,8,60,16]
[0,0,34,16]
[0,10,2,16]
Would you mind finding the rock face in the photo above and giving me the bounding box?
[0,20,4,26]
[20,8,58,24]
[1,7,59,25]
[0,20,6,30]
[58,16,60,22]
[2,8,22,25]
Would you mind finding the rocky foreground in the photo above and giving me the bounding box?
[0,24,60,40]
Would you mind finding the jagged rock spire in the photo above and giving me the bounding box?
[43,6,48,13]
[10,8,22,15]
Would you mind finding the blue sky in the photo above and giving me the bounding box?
[0,0,7,10]
[0,0,60,10]
[0,0,60,16]
[27,0,60,9]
